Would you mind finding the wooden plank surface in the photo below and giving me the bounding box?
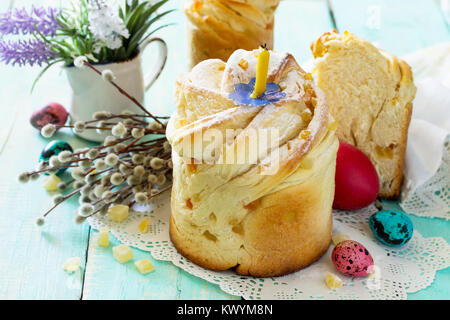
[0,0,89,300]
[0,77,91,299]
[0,0,448,300]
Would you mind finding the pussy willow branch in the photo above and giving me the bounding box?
[82,61,164,126]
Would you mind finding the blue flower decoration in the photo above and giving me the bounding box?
[228,78,286,106]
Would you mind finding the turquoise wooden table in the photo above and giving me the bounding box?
[0,0,449,300]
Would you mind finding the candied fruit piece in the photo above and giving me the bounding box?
[325,272,343,290]
[243,199,260,210]
[97,226,110,247]
[113,244,134,263]
[187,162,198,173]
[134,259,155,274]
[186,198,193,210]
[108,204,129,222]
[311,40,328,58]
[301,110,312,123]
[375,145,394,159]
[191,0,202,11]
[332,233,350,245]
[176,119,188,128]
[238,58,248,70]
[368,265,381,279]
[138,218,150,233]
[63,257,81,273]
[300,130,311,140]
[343,30,352,42]
[43,174,62,192]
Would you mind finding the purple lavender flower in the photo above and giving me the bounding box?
[0,6,60,36]
[0,39,57,67]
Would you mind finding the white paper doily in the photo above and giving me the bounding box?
[88,191,450,300]
[400,138,450,220]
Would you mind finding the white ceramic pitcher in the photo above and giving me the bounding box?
[65,37,167,142]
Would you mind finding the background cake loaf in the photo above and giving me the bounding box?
[167,49,339,277]
[184,0,280,69]
[311,30,417,199]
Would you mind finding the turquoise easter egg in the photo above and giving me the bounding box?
[369,210,413,247]
[39,140,73,176]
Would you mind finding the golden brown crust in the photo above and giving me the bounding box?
[184,0,280,69]
[382,101,412,199]
[170,152,336,277]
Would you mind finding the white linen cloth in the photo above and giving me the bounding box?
[400,43,450,219]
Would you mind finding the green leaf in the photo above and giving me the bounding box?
[125,9,175,56]
[31,59,64,93]
[139,22,175,46]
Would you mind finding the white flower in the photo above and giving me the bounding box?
[88,1,130,50]
[102,69,116,82]
[74,56,88,68]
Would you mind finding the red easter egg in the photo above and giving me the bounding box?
[30,102,68,130]
[333,141,379,210]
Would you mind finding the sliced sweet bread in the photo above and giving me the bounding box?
[311,30,417,199]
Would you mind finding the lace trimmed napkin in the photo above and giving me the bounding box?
[88,191,450,300]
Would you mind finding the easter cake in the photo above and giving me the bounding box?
[311,30,417,199]
[166,48,338,277]
[183,0,280,69]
